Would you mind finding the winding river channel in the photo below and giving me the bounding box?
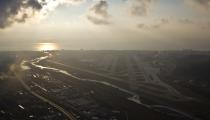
[21,54,199,120]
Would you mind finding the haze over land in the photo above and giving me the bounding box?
[0,0,210,50]
[1,1,210,120]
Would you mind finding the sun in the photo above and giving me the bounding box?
[36,43,58,51]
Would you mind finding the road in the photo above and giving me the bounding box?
[125,55,138,90]
[133,55,185,99]
[23,54,198,120]
[47,59,185,101]
[47,60,129,84]
[16,63,77,120]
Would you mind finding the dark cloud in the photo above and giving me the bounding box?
[27,0,42,9]
[128,0,153,16]
[0,0,86,29]
[90,0,109,18]
[0,0,42,28]
[87,0,110,25]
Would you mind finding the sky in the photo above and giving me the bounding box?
[0,0,210,50]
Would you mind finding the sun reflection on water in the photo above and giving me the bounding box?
[36,42,59,51]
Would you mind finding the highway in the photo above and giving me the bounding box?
[47,60,130,84]
[32,58,144,106]
[20,54,199,120]
[16,63,77,120]
[132,55,188,100]
[47,60,185,101]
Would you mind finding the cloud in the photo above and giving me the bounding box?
[160,18,169,24]
[150,18,169,28]
[185,0,210,11]
[178,18,194,24]
[127,0,154,16]
[0,0,85,29]
[137,23,146,28]
[0,0,42,28]
[86,0,110,25]
[201,21,210,29]
[137,17,169,29]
